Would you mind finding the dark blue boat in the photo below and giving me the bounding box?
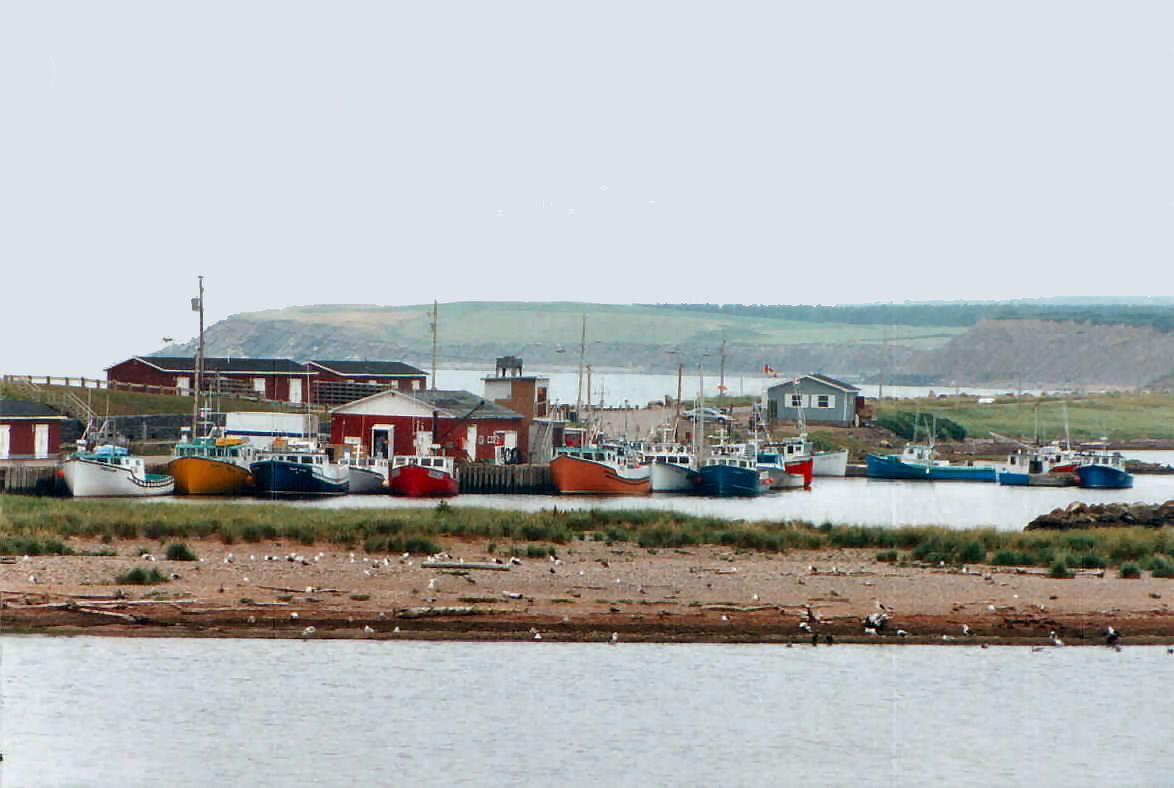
[1074,450,1133,489]
[698,457,764,497]
[866,443,997,482]
[251,444,349,496]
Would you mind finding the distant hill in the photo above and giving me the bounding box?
[156,301,1174,389]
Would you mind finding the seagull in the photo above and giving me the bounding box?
[1049,630,1065,648]
[533,632,542,641]
[363,625,375,634]
[1104,626,1120,647]
[751,593,760,602]
[247,615,256,625]
[290,612,299,620]
[301,625,316,639]
[865,626,879,636]
[799,621,812,634]
[961,624,973,637]
[609,632,619,645]
[896,629,910,638]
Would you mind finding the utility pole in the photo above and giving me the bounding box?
[191,275,204,437]
[430,300,438,390]
[575,313,586,419]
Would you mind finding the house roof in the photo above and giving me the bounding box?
[331,389,522,420]
[767,373,861,395]
[0,400,69,419]
[805,373,861,392]
[115,357,308,374]
[308,360,427,377]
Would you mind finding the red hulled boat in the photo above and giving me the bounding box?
[387,455,459,497]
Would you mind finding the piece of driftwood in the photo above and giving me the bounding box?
[76,607,139,623]
[397,606,498,618]
[701,604,779,613]
[257,585,343,594]
[423,561,512,571]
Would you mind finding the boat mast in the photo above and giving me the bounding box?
[191,275,204,439]
[430,299,438,390]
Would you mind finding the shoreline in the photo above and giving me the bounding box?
[4,538,1173,646]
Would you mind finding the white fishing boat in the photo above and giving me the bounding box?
[339,455,390,494]
[62,443,175,497]
[812,448,849,476]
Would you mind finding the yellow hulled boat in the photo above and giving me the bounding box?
[169,436,256,495]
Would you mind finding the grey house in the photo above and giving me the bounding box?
[764,374,862,427]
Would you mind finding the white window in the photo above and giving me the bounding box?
[412,379,422,391]
[253,378,266,394]
[787,393,804,409]
[176,377,191,395]
[814,394,835,409]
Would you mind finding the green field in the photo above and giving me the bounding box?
[874,391,1174,443]
[0,383,309,419]
[236,302,967,350]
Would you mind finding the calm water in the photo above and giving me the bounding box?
[439,368,1049,409]
[151,470,1174,531]
[2,637,1172,787]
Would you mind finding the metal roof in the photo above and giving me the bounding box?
[0,400,69,419]
[413,390,522,419]
[805,373,861,392]
[309,360,427,376]
[125,357,308,374]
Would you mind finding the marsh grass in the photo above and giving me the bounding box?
[165,542,197,561]
[5,498,1174,570]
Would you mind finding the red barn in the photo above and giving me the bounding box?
[305,360,428,406]
[0,401,70,459]
[106,357,313,403]
[330,389,525,464]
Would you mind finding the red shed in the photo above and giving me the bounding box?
[106,357,313,403]
[0,401,70,459]
[330,389,525,464]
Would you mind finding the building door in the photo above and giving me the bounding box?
[466,425,477,462]
[371,425,393,459]
[34,424,49,458]
[0,425,9,459]
[177,377,191,396]
[253,378,267,397]
[289,378,303,404]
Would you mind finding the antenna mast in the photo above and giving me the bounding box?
[575,313,586,419]
[191,275,204,437]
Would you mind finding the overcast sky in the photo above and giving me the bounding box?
[3,1,1172,377]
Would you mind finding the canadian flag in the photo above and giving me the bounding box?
[762,364,777,376]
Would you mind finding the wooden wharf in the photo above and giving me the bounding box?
[456,463,554,494]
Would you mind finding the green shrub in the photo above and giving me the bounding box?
[876,549,898,562]
[1079,554,1107,569]
[165,543,197,561]
[959,541,986,564]
[116,567,168,585]
[1120,563,1142,579]
[1146,556,1174,578]
[350,593,370,601]
[1048,561,1073,579]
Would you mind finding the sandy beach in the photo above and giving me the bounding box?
[4,537,1173,646]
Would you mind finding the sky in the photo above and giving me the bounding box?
[3,1,1172,377]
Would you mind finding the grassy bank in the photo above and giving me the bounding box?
[873,391,1174,442]
[2,499,1172,573]
[0,383,310,419]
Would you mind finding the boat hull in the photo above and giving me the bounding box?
[650,462,698,492]
[812,449,849,477]
[550,454,651,495]
[169,457,253,495]
[998,471,1077,487]
[1075,465,1134,489]
[698,464,763,497]
[250,460,349,496]
[347,466,388,495]
[388,464,459,497]
[62,458,174,497]
[866,455,997,482]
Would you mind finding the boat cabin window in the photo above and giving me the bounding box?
[302,456,314,464]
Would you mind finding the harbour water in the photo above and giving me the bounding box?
[3,636,1172,787]
[152,468,1174,531]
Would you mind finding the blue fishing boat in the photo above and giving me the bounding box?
[698,455,766,497]
[996,444,1080,487]
[866,443,997,482]
[250,440,349,496]
[1073,449,1133,489]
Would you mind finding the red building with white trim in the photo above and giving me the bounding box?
[329,389,524,463]
[0,401,70,459]
[106,357,312,403]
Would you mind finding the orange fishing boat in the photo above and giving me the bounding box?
[169,436,256,495]
[550,446,651,495]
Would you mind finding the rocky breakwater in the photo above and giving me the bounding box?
[1027,500,1174,530]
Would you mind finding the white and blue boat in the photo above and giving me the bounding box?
[1073,449,1133,489]
[866,442,997,482]
[996,444,1080,487]
[251,440,349,497]
[698,455,766,497]
[61,443,175,497]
